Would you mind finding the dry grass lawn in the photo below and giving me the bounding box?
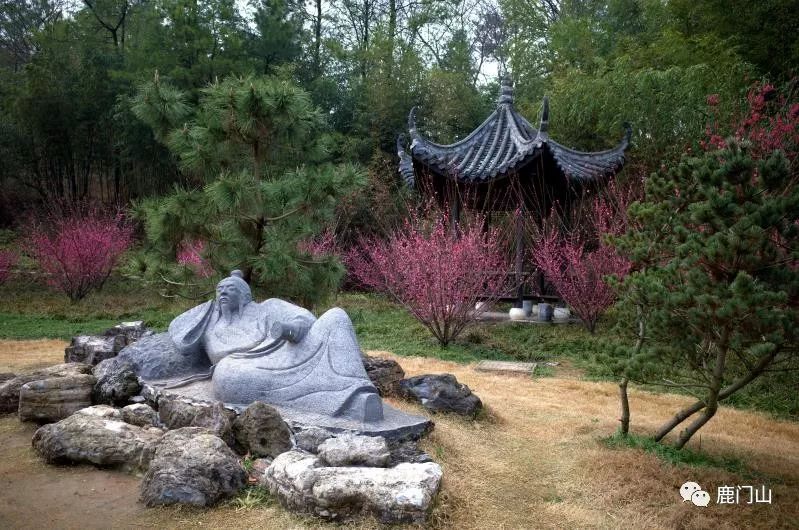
[0,340,797,529]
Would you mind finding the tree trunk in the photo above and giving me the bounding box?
[618,304,645,434]
[675,403,717,449]
[386,0,396,77]
[314,0,322,76]
[653,400,706,441]
[514,206,525,307]
[361,0,370,80]
[618,377,630,435]
[664,330,729,448]
[653,348,778,442]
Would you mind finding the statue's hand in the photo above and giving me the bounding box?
[270,321,307,343]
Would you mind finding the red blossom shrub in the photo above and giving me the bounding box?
[532,231,631,333]
[0,250,17,284]
[347,211,511,347]
[177,238,214,278]
[702,82,799,160]
[531,181,638,333]
[26,207,133,301]
[297,228,339,259]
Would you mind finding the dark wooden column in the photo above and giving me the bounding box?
[514,202,525,308]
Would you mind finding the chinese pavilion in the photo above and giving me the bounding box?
[397,76,631,305]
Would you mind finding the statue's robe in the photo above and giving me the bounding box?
[167,299,382,422]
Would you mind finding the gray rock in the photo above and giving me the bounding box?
[138,384,160,409]
[64,335,123,365]
[117,332,211,381]
[63,322,152,366]
[18,374,96,423]
[400,374,482,417]
[0,373,16,384]
[92,359,141,406]
[32,413,163,471]
[231,401,292,458]
[362,354,405,397]
[140,427,247,507]
[294,426,335,453]
[317,434,390,467]
[158,393,236,445]
[122,403,159,427]
[104,321,152,344]
[0,363,91,414]
[75,405,122,419]
[389,440,433,465]
[264,450,442,523]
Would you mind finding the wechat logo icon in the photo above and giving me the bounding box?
[680,481,710,507]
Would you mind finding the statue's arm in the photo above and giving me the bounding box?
[168,300,215,355]
[261,298,315,343]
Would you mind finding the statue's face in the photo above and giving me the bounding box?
[216,280,242,311]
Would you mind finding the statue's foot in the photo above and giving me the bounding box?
[363,393,384,422]
[344,391,384,423]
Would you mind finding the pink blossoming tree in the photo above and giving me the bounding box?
[530,181,638,333]
[26,207,133,301]
[0,250,17,284]
[348,210,511,347]
[177,238,214,279]
[702,82,799,160]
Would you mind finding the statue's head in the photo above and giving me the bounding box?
[215,270,252,315]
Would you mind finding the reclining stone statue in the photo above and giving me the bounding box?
[121,271,384,423]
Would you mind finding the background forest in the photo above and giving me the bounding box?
[1,0,797,213]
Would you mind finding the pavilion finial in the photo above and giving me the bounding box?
[539,96,550,137]
[498,75,514,106]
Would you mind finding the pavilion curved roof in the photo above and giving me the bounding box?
[398,78,631,189]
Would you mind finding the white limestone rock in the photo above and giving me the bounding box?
[75,405,122,419]
[264,450,442,523]
[317,434,391,467]
[121,403,159,427]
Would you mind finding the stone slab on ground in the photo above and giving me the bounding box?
[474,360,537,375]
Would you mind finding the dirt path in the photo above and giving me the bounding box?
[1,340,797,529]
[0,417,151,529]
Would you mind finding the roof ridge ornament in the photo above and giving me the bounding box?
[538,96,550,141]
[498,75,514,106]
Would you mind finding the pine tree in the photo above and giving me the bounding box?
[128,73,365,306]
[613,142,798,448]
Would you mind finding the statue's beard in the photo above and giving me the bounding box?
[219,301,240,324]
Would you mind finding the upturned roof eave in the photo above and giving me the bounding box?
[399,79,631,188]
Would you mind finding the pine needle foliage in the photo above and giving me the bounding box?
[611,141,798,448]
[128,74,365,306]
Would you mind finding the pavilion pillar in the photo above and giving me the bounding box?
[450,195,461,224]
[514,205,525,308]
[449,183,461,238]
